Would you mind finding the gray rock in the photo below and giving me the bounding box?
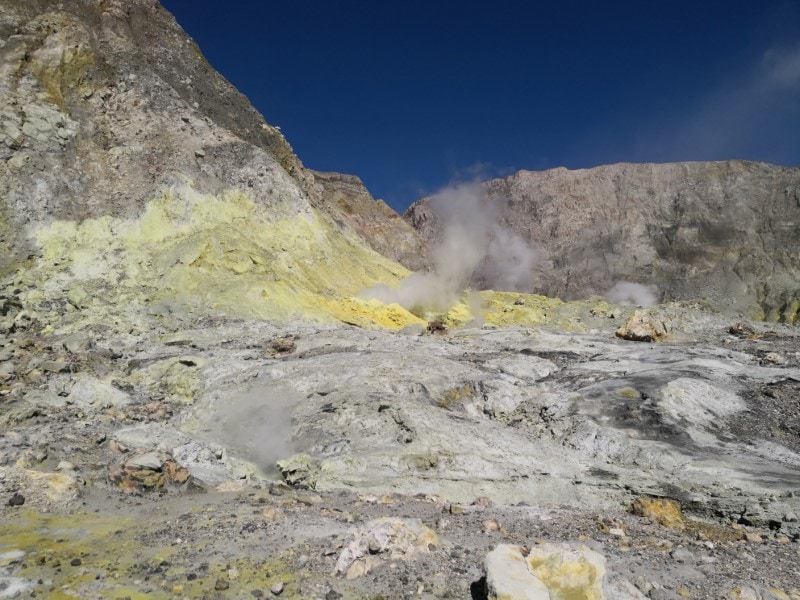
[62,332,93,354]
[669,546,694,563]
[124,451,165,470]
[270,581,284,596]
[0,361,15,377]
[113,424,190,452]
[0,577,35,597]
[23,390,66,408]
[171,441,249,486]
[41,360,69,373]
[67,377,132,409]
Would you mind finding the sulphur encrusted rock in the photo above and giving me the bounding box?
[616,309,671,342]
[485,543,608,600]
[630,497,685,530]
[335,517,437,579]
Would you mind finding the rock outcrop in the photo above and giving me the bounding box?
[406,161,800,322]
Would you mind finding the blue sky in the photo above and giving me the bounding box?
[160,1,800,212]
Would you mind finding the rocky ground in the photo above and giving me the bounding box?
[1,287,800,599]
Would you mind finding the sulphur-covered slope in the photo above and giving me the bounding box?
[0,0,424,329]
[29,183,420,329]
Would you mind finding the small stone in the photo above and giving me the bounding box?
[214,578,230,591]
[270,581,284,596]
[8,493,25,506]
[56,460,76,472]
[367,537,382,554]
[743,532,763,543]
[449,504,466,515]
[649,588,674,600]
[70,558,82,566]
[269,337,295,354]
[784,511,798,522]
[670,547,694,563]
[481,519,501,533]
[609,527,626,538]
[66,287,89,309]
[260,507,284,521]
[194,148,205,158]
[41,360,69,373]
[296,555,308,568]
[472,496,493,508]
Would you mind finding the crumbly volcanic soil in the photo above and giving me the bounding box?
[2,485,800,599]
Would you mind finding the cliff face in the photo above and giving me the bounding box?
[0,0,422,329]
[406,161,800,322]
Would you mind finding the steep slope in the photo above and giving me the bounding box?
[406,161,800,322]
[0,0,421,329]
[310,170,429,272]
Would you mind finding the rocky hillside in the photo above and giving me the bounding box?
[0,0,432,329]
[406,161,800,323]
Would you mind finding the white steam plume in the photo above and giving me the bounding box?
[362,183,538,312]
[208,384,295,477]
[605,281,658,306]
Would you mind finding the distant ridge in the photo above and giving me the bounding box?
[406,160,800,322]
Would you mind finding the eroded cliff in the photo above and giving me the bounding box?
[406,161,800,322]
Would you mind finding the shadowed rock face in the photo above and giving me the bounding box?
[309,170,429,272]
[406,161,800,323]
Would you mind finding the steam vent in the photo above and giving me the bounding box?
[1,1,799,598]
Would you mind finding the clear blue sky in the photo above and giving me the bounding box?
[160,1,800,212]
